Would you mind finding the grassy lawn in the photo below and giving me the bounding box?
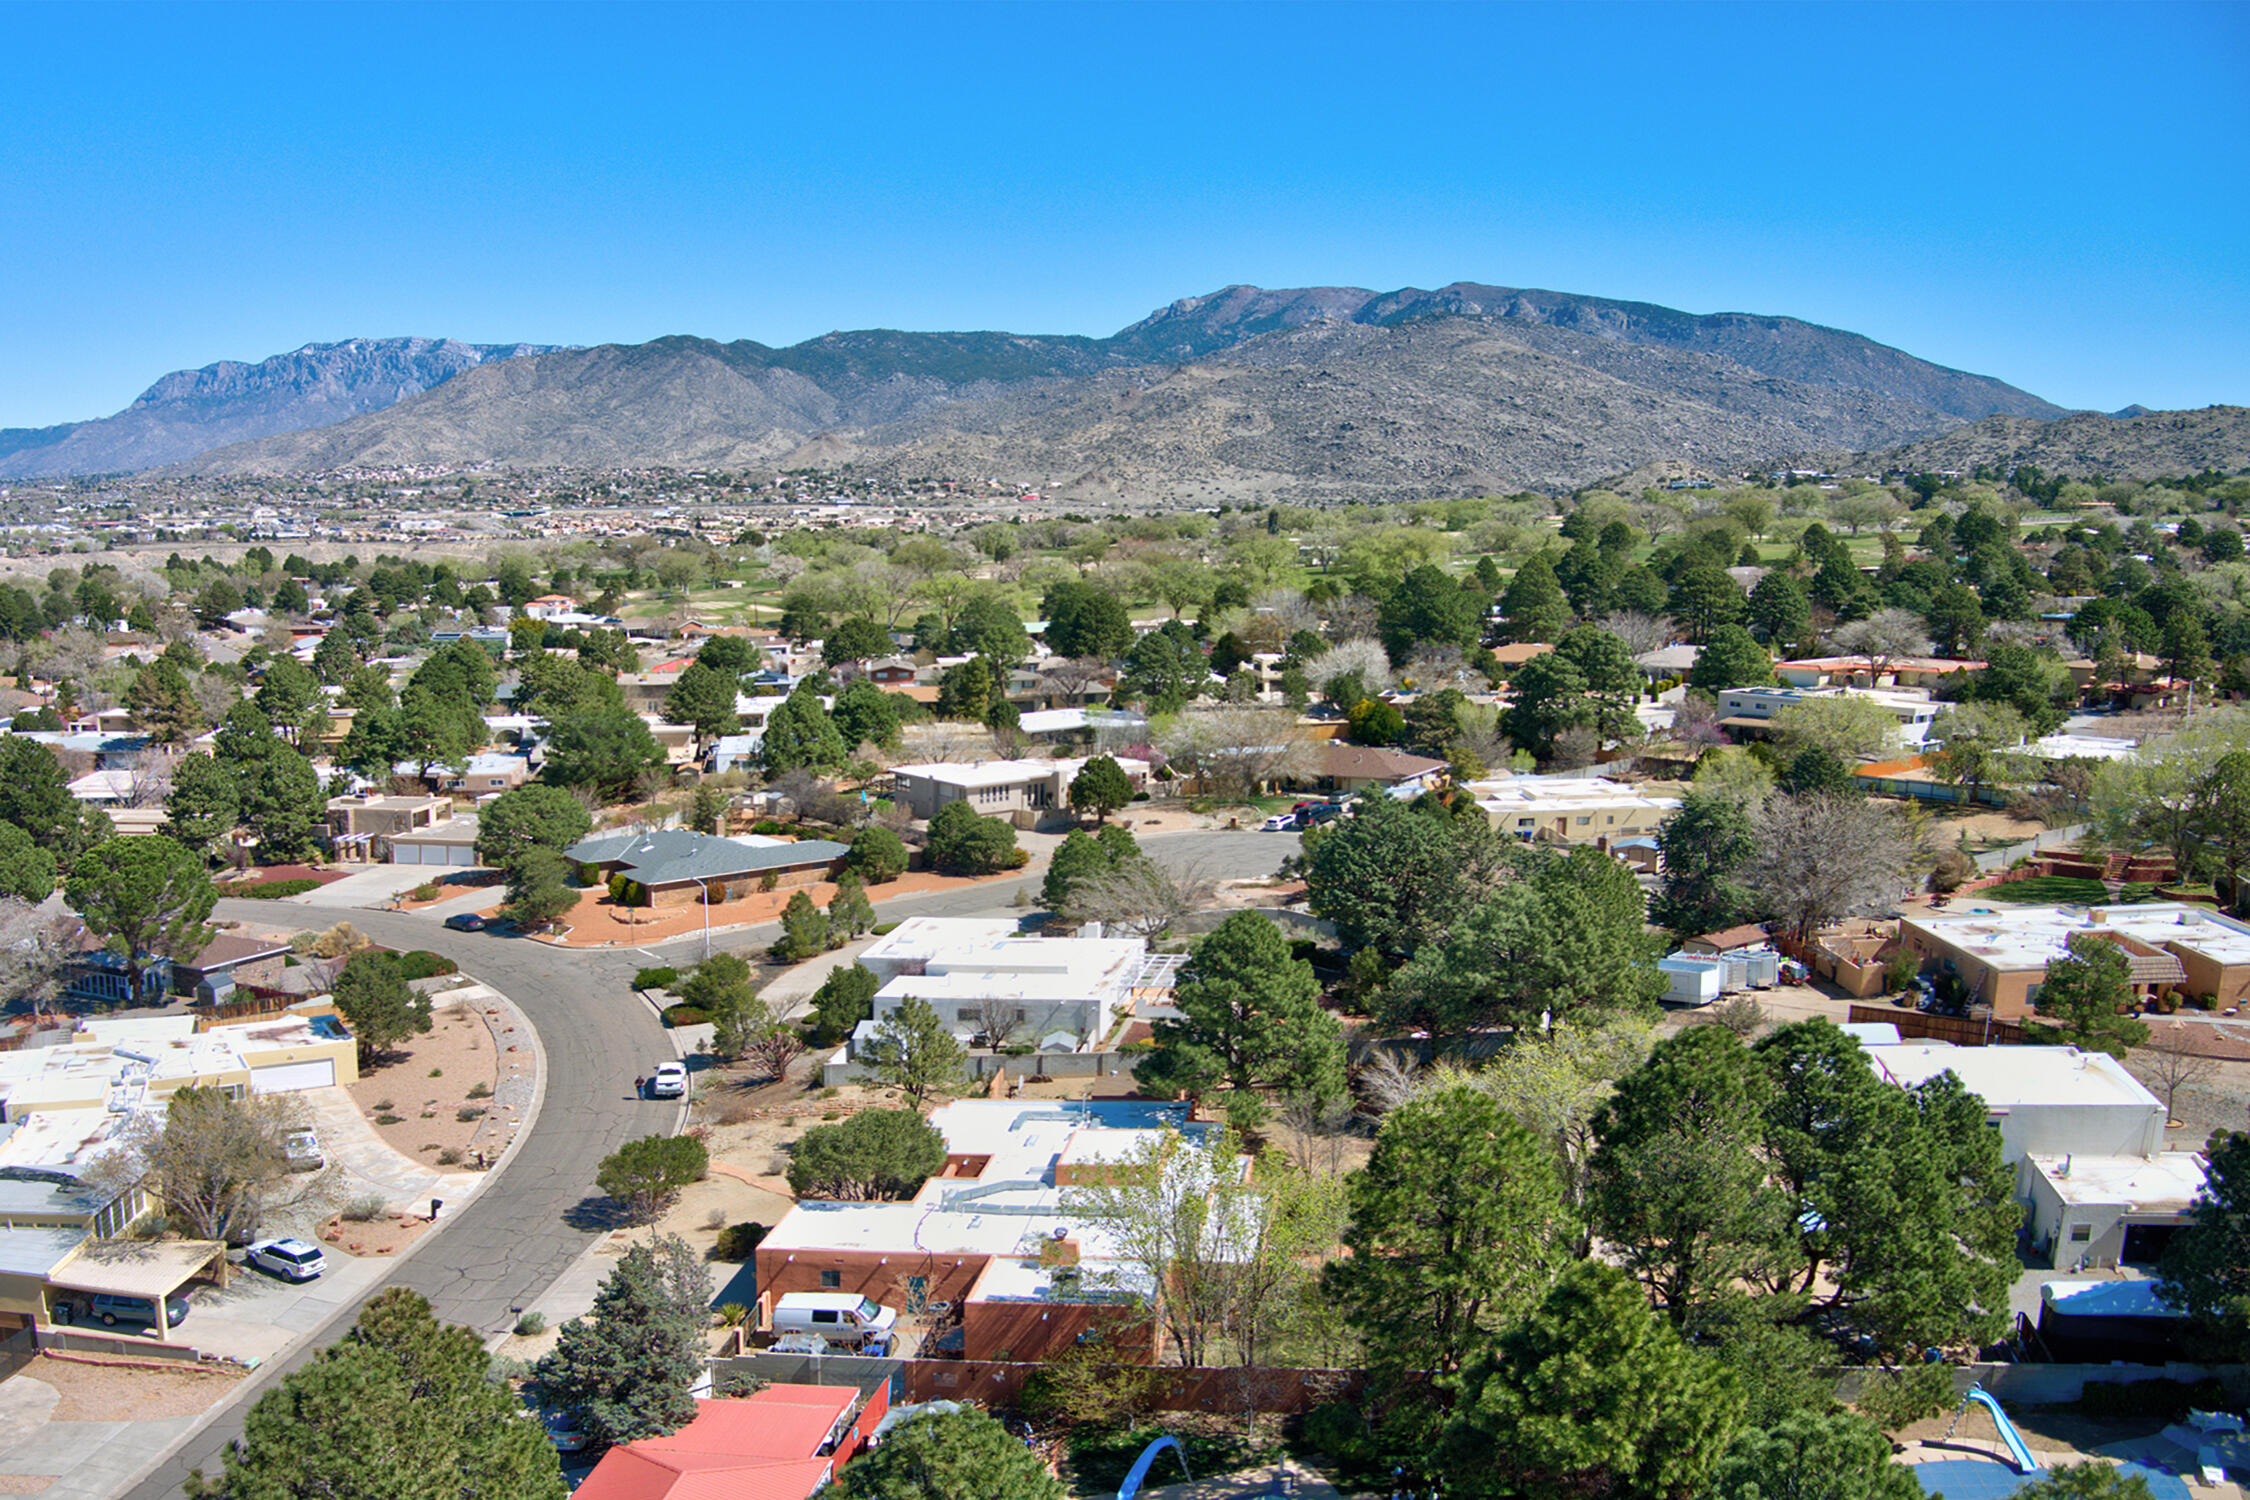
[1976,877,2168,905]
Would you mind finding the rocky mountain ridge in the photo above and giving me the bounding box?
[0,337,561,478]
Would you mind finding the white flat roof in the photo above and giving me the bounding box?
[1906,901,2250,973]
[2026,1151,2207,1209]
[1869,1044,2163,1113]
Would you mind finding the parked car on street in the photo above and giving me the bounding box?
[246,1238,327,1282]
[1258,813,1298,832]
[442,913,486,933]
[647,1062,687,1098]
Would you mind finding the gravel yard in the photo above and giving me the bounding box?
[344,988,507,1169]
[20,1353,243,1422]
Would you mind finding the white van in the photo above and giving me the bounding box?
[770,1291,898,1351]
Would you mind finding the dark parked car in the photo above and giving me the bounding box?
[442,913,486,933]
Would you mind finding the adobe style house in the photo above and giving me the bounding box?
[1898,902,2250,1018]
[887,757,1150,824]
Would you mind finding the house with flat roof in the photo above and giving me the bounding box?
[1866,1043,2165,1166]
[855,917,1155,1052]
[1899,901,2250,1017]
[0,1009,357,1123]
[1714,685,1937,746]
[2023,1150,2207,1270]
[888,757,1150,825]
[1776,655,1984,690]
[756,1098,1240,1363]
[1461,774,1681,843]
[566,828,850,906]
[327,792,453,857]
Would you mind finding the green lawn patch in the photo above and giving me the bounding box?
[220,877,323,899]
[1978,877,2166,905]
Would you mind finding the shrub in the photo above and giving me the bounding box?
[514,1311,547,1336]
[375,1113,403,1125]
[1855,1363,1956,1430]
[715,1301,749,1328]
[662,1004,711,1027]
[759,871,779,893]
[870,921,900,936]
[1302,1401,1376,1461]
[397,950,458,980]
[436,1148,462,1165]
[341,1193,387,1221]
[713,1222,768,1260]
[224,877,323,899]
[466,1082,492,1099]
[633,966,680,992]
[410,883,443,903]
[456,1105,486,1123]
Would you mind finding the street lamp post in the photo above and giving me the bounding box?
[690,875,713,962]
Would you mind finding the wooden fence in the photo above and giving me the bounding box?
[1847,1004,2027,1047]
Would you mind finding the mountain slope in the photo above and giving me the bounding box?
[26,281,2130,491]
[1840,405,2250,480]
[0,337,558,478]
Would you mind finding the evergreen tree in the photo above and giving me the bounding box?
[186,1288,563,1500]
[0,736,107,874]
[126,658,204,744]
[847,824,908,883]
[869,995,970,1106]
[760,685,848,774]
[926,800,1020,875]
[1438,1262,1743,1500]
[0,822,55,903]
[474,783,594,874]
[1668,564,1748,643]
[500,847,582,933]
[1687,624,1774,695]
[2158,1128,2250,1360]
[1041,828,1108,911]
[531,1236,709,1451]
[810,963,880,1045]
[1327,1086,1575,1384]
[1747,570,1811,649]
[660,660,740,748]
[241,745,326,862]
[1150,911,1344,1103]
[66,836,213,1005]
[332,950,432,1065]
[2028,932,2149,1059]
[1068,754,1134,822]
[826,869,876,940]
[1500,555,1572,643]
[831,677,907,749]
[540,706,668,799]
[771,888,831,961]
[1652,792,1759,938]
[1379,563,1484,664]
[834,1407,1064,1500]
[252,656,330,745]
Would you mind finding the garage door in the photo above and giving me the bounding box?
[251,1060,335,1093]
[448,844,474,867]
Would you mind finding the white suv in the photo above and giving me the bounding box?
[647,1063,687,1099]
[246,1238,327,1282]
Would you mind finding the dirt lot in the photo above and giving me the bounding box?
[344,989,505,1169]
[19,1352,244,1421]
[1915,802,2051,849]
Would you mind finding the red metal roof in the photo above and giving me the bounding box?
[573,1387,857,1500]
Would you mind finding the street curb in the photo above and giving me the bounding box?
[109,966,550,1497]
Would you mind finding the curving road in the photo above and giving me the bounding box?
[126,903,668,1499]
[126,828,1282,1495]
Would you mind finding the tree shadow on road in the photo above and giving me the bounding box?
[561,1194,634,1233]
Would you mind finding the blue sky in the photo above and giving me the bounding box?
[2,0,2245,428]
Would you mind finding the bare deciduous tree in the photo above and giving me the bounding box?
[90,1086,329,1243]
[0,898,70,1021]
[1039,657,1111,707]
[1155,707,1317,802]
[127,747,181,809]
[1061,857,1215,940]
[1831,608,1932,681]
[975,995,1023,1049]
[2130,1027,2222,1125]
[1745,793,1923,945]
[1597,610,1672,655]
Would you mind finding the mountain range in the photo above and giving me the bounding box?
[4,285,2241,495]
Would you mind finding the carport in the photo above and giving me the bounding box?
[46,1238,229,1341]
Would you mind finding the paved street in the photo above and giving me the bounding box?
[120,826,1289,1495]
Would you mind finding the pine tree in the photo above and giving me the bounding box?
[826,869,876,940]
[870,996,970,1106]
[531,1236,709,1451]
[1500,555,1572,643]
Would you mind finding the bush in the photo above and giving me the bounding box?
[1301,1401,1376,1462]
[752,819,790,837]
[633,966,679,992]
[870,921,900,936]
[341,1193,387,1222]
[467,1082,491,1099]
[848,825,910,884]
[661,1004,711,1027]
[456,1105,486,1123]
[514,1311,546,1336]
[713,1221,768,1260]
[224,877,323,899]
[397,950,458,980]
[410,883,443,902]
[1855,1363,1956,1430]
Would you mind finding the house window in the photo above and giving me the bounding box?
[1576,816,1591,826]
[2069,1223,2093,1244]
[819,1269,842,1288]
